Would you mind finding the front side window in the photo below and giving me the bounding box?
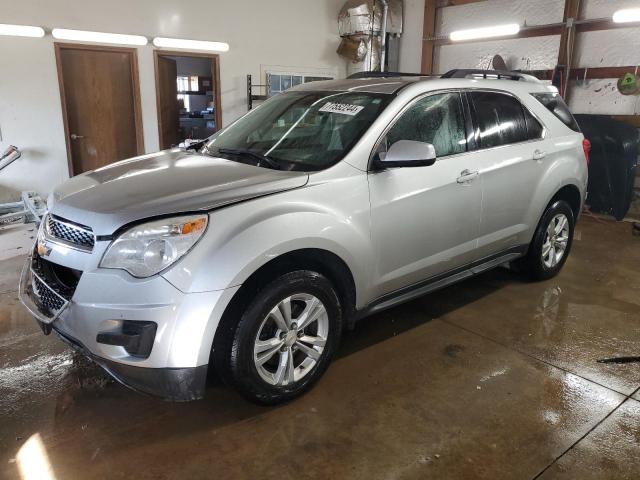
[470,91,529,148]
[204,91,390,171]
[379,92,467,159]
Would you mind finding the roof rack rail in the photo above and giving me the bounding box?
[347,71,428,79]
[441,69,540,83]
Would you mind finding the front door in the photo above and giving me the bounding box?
[56,44,143,175]
[368,91,481,299]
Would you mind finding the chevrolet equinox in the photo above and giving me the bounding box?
[20,70,589,404]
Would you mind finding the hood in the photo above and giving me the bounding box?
[49,149,309,235]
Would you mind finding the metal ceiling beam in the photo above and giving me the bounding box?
[533,66,640,81]
[424,17,640,46]
[557,0,583,98]
[557,0,581,67]
[436,0,487,7]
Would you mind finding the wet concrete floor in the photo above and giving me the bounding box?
[1,215,639,479]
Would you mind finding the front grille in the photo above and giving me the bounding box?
[31,253,82,313]
[46,215,95,251]
[32,274,66,312]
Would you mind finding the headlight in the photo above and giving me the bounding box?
[100,215,208,278]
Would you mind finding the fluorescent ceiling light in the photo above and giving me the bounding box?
[0,24,45,38]
[612,8,640,23]
[153,37,229,52]
[450,23,520,42]
[52,28,147,45]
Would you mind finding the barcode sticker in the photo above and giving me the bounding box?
[319,102,364,116]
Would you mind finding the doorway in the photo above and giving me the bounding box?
[154,51,222,149]
[55,43,144,175]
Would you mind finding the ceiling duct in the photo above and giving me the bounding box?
[338,0,403,37]
[337,0,403,75]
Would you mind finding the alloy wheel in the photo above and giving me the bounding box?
[253,293,328,386]
[541,213,570,268]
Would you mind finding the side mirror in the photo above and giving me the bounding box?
[178,139,206,151]
[378,140,436,168]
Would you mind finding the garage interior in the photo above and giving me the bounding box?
[1,0,639,479]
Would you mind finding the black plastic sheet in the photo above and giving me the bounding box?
[575,115,639,220]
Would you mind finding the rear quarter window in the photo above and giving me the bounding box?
[531,92,580,132]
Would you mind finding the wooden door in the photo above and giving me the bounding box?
[157,56,180,149]
[56,44,143,175]
[154,51,222,148]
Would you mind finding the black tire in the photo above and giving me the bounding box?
[214,270,342,405]
[518,200,575,281]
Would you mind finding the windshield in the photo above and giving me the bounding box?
[202,91,391,171]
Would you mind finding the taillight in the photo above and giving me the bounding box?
[582,138,591,165]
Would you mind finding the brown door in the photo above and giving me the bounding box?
[154,50,222,148]
[157,56,181,149]
[56,44,143,175]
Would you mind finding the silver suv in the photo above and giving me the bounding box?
[20,71,589,404]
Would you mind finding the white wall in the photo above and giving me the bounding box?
[426,0,640,116]
[0,0,348,197]
[570,0,640,114]
[434,0,564,72]
[0,38,70,200]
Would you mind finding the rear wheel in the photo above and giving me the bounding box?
[215,270,342,405]
[519,200,575,280]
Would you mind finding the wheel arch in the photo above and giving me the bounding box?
[211,248,357,367]
[522,181,583,256]
[548,183,582,220]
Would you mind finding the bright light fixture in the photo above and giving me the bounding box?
[450,23,520,42]
[0,23,45,38]
[612,8,640,23]
[153,37,229,52]
[51,28,147,45]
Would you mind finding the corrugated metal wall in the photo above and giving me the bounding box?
[432,0,640,115]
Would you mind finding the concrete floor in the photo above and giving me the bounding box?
[1,215,639,480]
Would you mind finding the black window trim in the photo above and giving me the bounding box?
[464,88,547,153]
[367,88,475,171]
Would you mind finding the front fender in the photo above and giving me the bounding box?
[162,173,373,307]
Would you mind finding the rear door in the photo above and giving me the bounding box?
[466,90,548,259]
[368,91,482,298]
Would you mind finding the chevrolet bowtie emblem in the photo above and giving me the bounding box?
[37,239,51,257]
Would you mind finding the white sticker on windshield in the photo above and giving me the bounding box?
[319,102,364,116]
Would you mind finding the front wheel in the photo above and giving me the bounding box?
[519,200,575,281]
[215,271,342,405]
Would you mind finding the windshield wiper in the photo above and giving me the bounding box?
[215,148,283,170]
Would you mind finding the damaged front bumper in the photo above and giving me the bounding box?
[18,253,227,401]
[53,325,208,402]
[18,254,68,334]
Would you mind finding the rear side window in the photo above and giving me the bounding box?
[469,91,528,148]
[531,92,580,132]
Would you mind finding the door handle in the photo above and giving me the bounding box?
[70,133,85,140]
[533,149,546,160]
[457,169,479,184]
